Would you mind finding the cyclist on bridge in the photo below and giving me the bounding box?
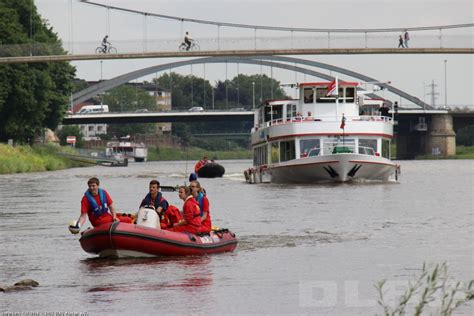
[184,32,193,51]
[101,35,111,53]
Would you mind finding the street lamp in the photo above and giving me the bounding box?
[252,82,255,109]
[444,59,448,108]
[212,87,215,110]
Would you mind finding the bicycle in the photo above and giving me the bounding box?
[178,41,200,51]
[95,45,117,54]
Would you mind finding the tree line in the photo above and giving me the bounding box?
[0,0,75,144]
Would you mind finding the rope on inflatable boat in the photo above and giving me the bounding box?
[108,220,120,250]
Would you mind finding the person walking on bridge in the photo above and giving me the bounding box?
[403,30,410,48]
[398,35,404,48]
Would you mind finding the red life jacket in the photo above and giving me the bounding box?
[160,204,183,229]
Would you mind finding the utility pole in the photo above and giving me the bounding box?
[426,79,439,108]
[252,82,255,110]
[444,59,448,108]
[212,88,215,110]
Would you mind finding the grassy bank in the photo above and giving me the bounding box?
[147,146,252,161]
[415,146,474,160]
[453,146,474,159]
[0,144,86,174]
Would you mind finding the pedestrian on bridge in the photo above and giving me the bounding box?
[403,31,410,48]
[398,35,404,48]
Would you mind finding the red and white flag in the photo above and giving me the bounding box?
[325,79,338,96]
[340,114,346,129]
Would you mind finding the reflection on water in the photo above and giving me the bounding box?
[82,256,214,295]
[0,159,472,315]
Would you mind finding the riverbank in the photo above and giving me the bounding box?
[415,145,474,159]
[0,144,87,174]
[1,144,472,175]
[146,146,252,161]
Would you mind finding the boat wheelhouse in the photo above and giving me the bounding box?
[105,141,148,162]
[245,80,400,183]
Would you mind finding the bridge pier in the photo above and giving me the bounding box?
[396,114,456,159]
[425,114,456,157]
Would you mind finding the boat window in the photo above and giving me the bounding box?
[316,88,335,103]
[358,139,377,155]
[286,103,297,119]
[264,106,273,123]
[300,139,320,157]
[345,87,355,102]
[304,88,314,103]
[271,142,279,163]
[280,140,295,162]
[323,138,355,155]
[272,106,283,121]
[382,139,390,158]
[253,145,268,166]
[308,148,320,157]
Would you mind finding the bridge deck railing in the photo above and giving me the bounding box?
[1,33,472,57]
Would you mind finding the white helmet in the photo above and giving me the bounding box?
[68,220,81,234]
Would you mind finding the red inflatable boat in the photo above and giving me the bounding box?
[79,221,238,258]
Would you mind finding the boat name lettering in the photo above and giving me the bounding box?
[200,236,213,244]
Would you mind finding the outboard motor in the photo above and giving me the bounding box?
[136,207,160,229]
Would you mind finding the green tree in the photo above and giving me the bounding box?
[456,125,474,146]
[152,72,287,150]
[214,74,287,109]
[57,125,83,148]
[0,0,75,143]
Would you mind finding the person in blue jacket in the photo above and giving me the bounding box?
[139,180,169,217]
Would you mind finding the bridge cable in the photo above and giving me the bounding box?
[80,1,474,34]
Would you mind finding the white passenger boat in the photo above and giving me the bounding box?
[105,141,148,162]
[244,80,400,183]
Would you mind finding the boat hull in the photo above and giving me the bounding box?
[79,222,238,258]
[197,162,225,178]
[252,154,398,183]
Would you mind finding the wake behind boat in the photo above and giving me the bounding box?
[244,80,400,184]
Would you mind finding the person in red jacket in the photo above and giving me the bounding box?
[160,204,183,229]
[77,177,132,228]
[194,155,209,172]
[170,186,201,234]
[190,180,212,233]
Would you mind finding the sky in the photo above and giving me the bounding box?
[35,0,474,107]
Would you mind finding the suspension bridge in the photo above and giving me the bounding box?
[1,0,472,63]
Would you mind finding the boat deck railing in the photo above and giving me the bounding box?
[254,115,392,130]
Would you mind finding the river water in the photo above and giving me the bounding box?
[0,159,472,315]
